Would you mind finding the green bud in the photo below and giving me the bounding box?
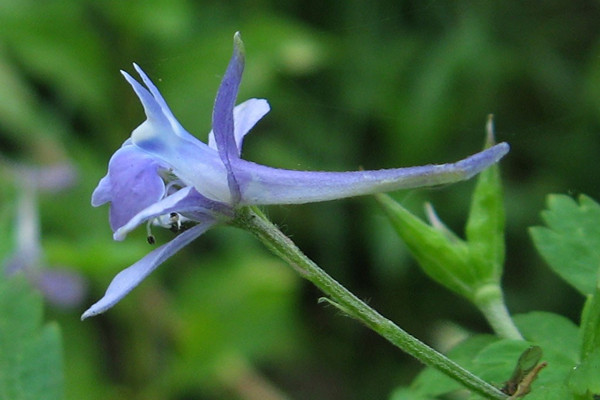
[376,116,507,301]
[465,115,506,283]
[375,193,477,301]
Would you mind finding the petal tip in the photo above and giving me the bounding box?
[113,230,127,241]
[80,308,95,320]
[494,142,510,159]
[133,63,147,79]
[233,32,245,60]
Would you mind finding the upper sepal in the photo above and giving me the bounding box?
[212,32,246,203]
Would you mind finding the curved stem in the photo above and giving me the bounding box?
[474,285,523,340]
[233,206,507,400]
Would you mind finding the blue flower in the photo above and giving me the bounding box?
[83,33,509,319]
[3,162,86,309]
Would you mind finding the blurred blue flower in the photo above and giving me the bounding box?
[83,33,509,319]
[3,163,86,309]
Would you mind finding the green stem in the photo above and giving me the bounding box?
[474,285,523,340]
[233,206,507,400]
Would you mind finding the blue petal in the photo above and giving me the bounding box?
[81,222,215,319]
[212,32,245,203]
[123,67,231,203]
[208,98,270,155]
[113,186,232,241]
[234,143,510,205]
[94,145,166,231]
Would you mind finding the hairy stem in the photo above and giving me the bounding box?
[234,206,507,400]
[474,284,523,340]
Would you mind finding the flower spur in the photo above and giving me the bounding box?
[82,32,509,319]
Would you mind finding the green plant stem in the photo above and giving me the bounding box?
[233,206,507,400]
[474,285,523,340]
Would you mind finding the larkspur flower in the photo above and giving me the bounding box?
[82,32,509,319]
[3,163,86,309]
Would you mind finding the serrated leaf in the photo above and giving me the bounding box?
[0,276,63,400]
[530,194,600,295]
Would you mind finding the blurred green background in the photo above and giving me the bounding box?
[1,1,599,399]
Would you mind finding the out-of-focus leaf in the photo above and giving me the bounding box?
[0,276,63,400]
[164,243,302,390]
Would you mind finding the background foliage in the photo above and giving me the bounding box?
[1,1,600,399]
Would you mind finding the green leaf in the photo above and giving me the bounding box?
[523,383,574,400]
[569,348,600,396]
[530,194,600,295]
[513,312,580,364]
[0,276,63,400]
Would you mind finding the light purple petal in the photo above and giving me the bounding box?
[32,163,77,192]
[81,221,215,320]
[130,64,196,142]
[95,145,166,231]
[208,99,270,155]
[113,186,232,241]
[212,32,245,203]
[235,143,510,205]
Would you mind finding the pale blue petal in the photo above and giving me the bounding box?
[235,143,510,205]
[208,99,270,155]
[121,70,172,132]
[132,122,231,203]
[81,222,215,319]
[131,64,196,142]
